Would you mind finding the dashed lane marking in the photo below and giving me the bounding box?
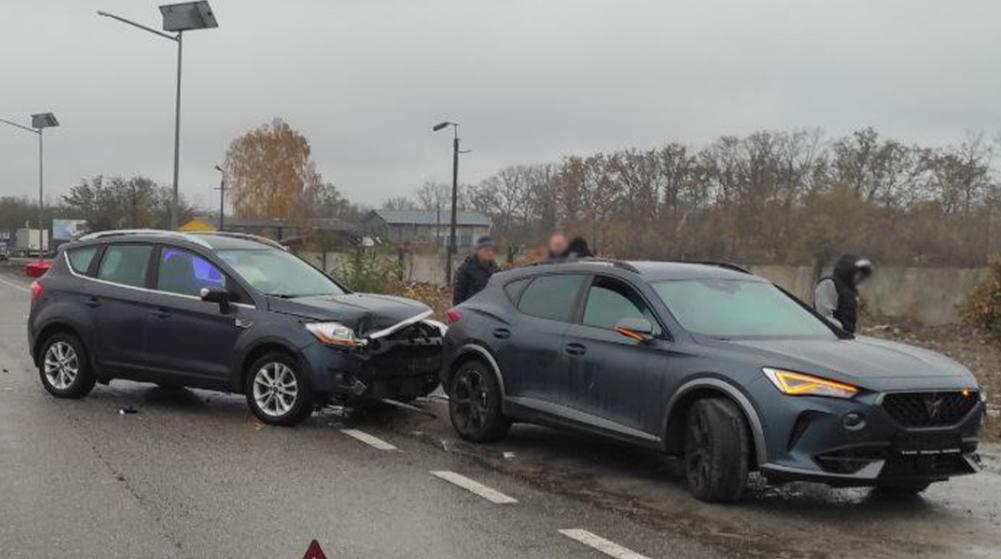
[0,276,30,293]
[340,429,398,451]
[558,529,650,559]
[430,470,518,504]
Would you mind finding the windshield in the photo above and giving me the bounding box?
[217,249,346,298]
[651,279,836,339]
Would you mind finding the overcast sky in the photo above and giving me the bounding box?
[2,0,1000,210]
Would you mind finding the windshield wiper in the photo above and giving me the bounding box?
[265,293,298,299]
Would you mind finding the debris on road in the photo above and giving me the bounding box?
[118,407,139,415]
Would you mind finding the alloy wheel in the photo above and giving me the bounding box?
[44,341,79,390]
[252,362,299,417]
[452,368,489,433]
[685,410,711,494]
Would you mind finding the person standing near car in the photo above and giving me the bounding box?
[453,236,499,305]
[546,233,569,259]
[814,254,873,333]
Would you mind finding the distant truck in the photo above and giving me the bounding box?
[15,228,49,257]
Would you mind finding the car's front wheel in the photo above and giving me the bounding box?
[448,360,510,442]
[38,332,96,399]
[684,398,749,502]
[245,352,314,426]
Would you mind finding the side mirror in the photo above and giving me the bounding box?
[200,286,231,313]
[614,317,655,342]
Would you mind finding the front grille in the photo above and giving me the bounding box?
[882,391,978,428]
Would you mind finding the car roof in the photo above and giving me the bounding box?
[66,229,284,252]
[502,258,765,283]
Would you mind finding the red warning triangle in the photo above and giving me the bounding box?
[301,540,328,559]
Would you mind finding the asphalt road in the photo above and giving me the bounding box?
[1,260,1000,559]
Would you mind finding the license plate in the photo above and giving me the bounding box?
[892,432,963,455]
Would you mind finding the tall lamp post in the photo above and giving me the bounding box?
[98,1,219,230]
[432,121,465,285]
[1,113,59,258]
[214,165,226,231]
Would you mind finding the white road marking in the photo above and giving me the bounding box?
[340,429,398,451]
[430,470,518,504]
[559,529,650,559]
[0,276,30,293]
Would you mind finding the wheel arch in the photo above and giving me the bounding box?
[33,322,86,367]
[662,377,768,468]
[235,340,304,392]
[445,344,506,398]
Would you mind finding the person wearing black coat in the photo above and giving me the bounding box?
[814,254,873,333]
[452,236,500,305]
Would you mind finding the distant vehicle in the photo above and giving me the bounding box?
[28,230,443,425]
[15,228,49,257]
[440,259,985,502]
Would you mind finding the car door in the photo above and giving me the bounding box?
[90,243,156,371]
[498,273,587,404]
[563,274,670,434]
[143,245,250,383]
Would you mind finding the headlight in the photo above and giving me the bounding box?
[763,368,858,399]
[306,322,358,347]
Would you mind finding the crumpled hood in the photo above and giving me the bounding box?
[267,292,431,337]
[714,335,977,391]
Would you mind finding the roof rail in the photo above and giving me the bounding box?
[683,260,751,274]
[188,231,287,251]
[528,257,640,273]
[77,229,212,248]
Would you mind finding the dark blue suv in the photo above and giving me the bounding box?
[440,259,985,502]
[28,230,444,425]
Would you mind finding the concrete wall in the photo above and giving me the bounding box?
[749,264,987,326]
[298,250,986,326]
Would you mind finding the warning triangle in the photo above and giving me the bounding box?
[301,539,328,559]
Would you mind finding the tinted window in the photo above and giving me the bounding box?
[97,244,152,288]
[583,276,658,332]
[157,248,226,297]
[652,279,836,339]
[503,278,531,303]
[517,274,585,322]
[67,247,98,274]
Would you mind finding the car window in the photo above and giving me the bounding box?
[97,244,153,288]
[217,248,346,298]
[503,278,531,304]
[517,274,586,322]
[582,276,659,332]
[157,248,227,298]
[66,247,98,274]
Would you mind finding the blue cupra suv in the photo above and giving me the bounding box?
[28,230,444,426]
[439,259,986,502]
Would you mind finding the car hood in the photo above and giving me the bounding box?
[267,292,431,337]
[714,335,977,391]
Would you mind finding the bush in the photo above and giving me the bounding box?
[962,254,1001,338]
[335,249,402,294]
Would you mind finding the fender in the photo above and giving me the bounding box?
[230,335,309,392]
[450,343,507,398]
[663,377,769,466]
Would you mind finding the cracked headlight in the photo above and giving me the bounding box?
[306,322,358,347]
[763,368,858,399]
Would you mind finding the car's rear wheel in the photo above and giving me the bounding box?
[684,398,749,502]
[449,360,510,442]
[245,352,314,426]
[874,481,932,496]
[38,333,96,399]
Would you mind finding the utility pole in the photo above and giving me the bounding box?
[214,165,226,231]
[432,121,466,285]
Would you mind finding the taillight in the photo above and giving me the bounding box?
[30,280,42,301]
[445,308,461,324]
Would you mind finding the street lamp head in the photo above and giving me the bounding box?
[214,165,223,172]
[31,113,59,129]
[159,1,218,32]
[432,121,454,132]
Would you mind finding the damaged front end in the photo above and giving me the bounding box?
[306,310,446,406]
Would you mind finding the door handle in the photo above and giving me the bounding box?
[493,328,511,339]
[152,309,171,319]
[85,296,101,308]
[565,342,586,356]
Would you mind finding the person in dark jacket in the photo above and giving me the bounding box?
[814,254,873,333]
[453,236,500,305]
[566,236,593,258]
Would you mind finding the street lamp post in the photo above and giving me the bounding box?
[214,165,226,231]
[98,1,218,230]
[1,113,59,258]
[432,121,463,285]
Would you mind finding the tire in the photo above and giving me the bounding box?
[448,360,510,443]
[38,332,96,399]
[874,481,932,496]
[245,352,314,426]
[684,398,750,503]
